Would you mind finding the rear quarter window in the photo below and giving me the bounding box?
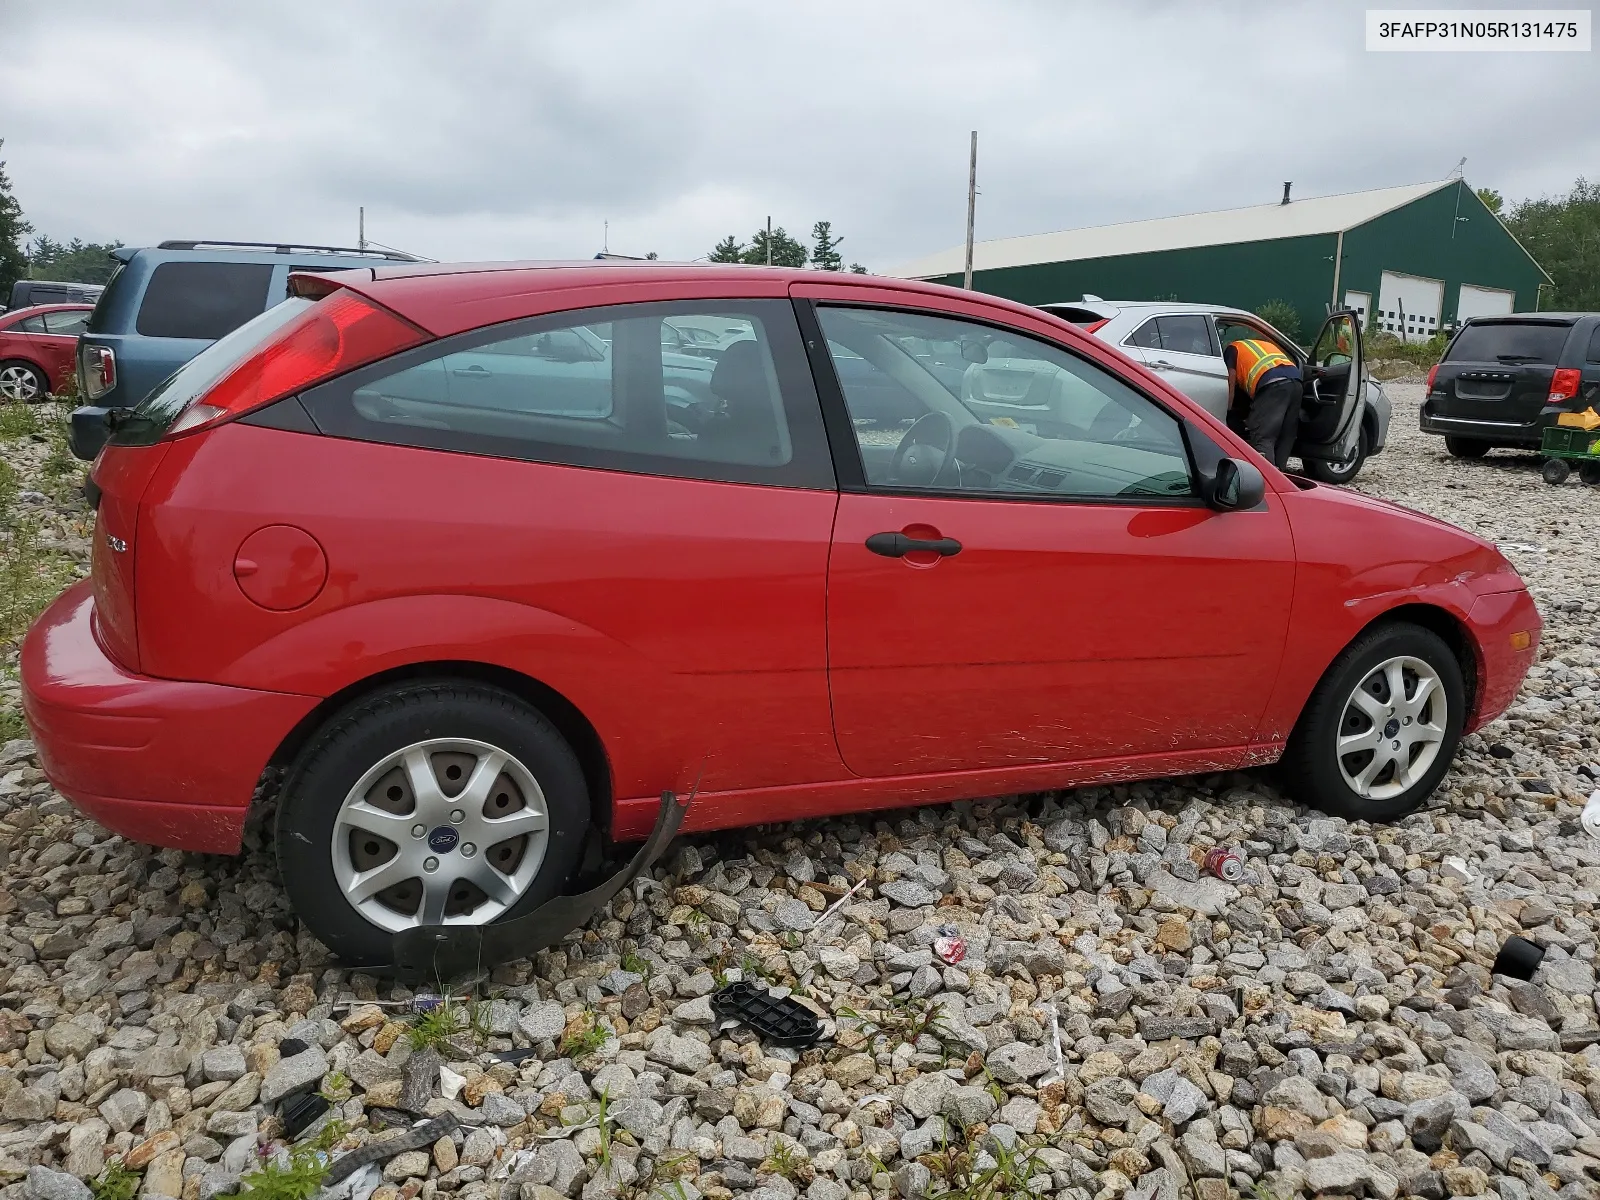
[1446,321,1572,364]
[135,261,276,340]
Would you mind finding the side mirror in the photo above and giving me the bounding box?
[1207,457,1265,511]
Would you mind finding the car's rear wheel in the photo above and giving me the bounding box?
[1444,437,1490,460]
[275,681,591,966]
[1281,623,1464,822]
[0,361,47,403]
[1305,428,1368,484]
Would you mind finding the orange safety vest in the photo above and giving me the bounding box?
[1230,338,1296,397]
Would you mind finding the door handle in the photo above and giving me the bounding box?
[1149,359,1175,369]
[866,532,962,558]
[452,365,491,378]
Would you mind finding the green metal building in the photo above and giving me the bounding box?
[892,179,1549,343]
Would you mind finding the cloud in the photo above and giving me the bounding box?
[4,0,1595,268]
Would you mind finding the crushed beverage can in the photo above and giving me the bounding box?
[1204,846,1244,882]
[933,932,966,964]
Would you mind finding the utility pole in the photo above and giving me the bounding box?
[963,131,978,290]
[358,207,365,252]
[766,215,772,267]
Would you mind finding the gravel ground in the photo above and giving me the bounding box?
[1,383,1599,1200]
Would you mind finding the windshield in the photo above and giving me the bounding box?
[112,297,314,445]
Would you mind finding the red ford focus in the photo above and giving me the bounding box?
[22,263,1539,965]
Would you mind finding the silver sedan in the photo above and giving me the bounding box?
[1039,298,1391,484]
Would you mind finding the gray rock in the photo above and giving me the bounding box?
[1450,1118,1514,1168]
[527,1139,587,1196]
[481,1091,526,1127]
[611,1096,663,1137]
[201,1046,247,1084]
[902,1072,957,1119]
[26,1167,92,1200]
[1303,1151,1398,1199]
[398,1046,442,1113]
[987,1042,1050,1084]
[98,1088,150,1134]
[518,1001,568,1042]
[260,1045,328,1105]
[942,1085,997,1128]
[880,879,940,908]
[1479,1109,1552,1167]
[671,995,715,1024]
[646,1032,711,1073]
[1083,1077,1137,1126]
[1404,1092,1467,1151]
[1178,1130,1226,1178]
[892,1162,931,1199]
[1141,1068,1208,1126]
[43,1021,96,1060]
[1444,1048,1498,1104]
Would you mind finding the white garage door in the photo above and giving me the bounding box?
[1343,290,1371,329]
[1376,271,1444,344]
[1457,284,1515,322]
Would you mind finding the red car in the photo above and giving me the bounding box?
[0,303,94,401]
[22,263,1539,965]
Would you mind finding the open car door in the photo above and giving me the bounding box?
[1294,309,1363,467]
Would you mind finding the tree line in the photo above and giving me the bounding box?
[709,220,866,272]
[0,139,121,297]
[1477,180,1600,311]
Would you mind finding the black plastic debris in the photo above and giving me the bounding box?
[1492,935,1545,981]
[711,981,823,1048]
[281,1092,329,1139]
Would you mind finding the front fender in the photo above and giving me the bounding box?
[217,592,690,801]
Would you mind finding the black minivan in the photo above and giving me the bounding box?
[1420,313,1600,457]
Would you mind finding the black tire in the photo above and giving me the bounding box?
[275,681,591,966]
[1578,462,1600,487]
[0,360,48,403]
[1541,458,1571,485]
[1281,623,1465,822]
[1306,428,1369,485]
[1444,437,1490,460]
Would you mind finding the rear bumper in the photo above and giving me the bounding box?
[1467,587,1542,731]
[20,581,318,853]
[1419,397,1568,447]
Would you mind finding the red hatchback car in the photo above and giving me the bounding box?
[0,303,94,401]
[22,263,1539,965]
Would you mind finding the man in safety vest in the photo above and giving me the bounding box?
[1223,334,1302,469]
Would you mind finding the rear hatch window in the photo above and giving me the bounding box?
[135,261,275,340]
[1446,321,1571,364]
[111,297,313,445]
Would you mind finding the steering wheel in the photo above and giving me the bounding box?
[892,411,957,487]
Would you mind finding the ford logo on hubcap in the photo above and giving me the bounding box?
[428,826,460,853]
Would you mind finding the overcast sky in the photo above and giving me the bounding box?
[5,0,1597,271]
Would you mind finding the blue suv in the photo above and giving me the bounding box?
[71,240,421,460]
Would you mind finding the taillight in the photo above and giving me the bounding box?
[1083,318,1110,334]
[166,290,427,437]
[1425,364,1439,393]
[80,345,116,399]
[1548,368,1581,405]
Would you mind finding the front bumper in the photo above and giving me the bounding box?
[20,581,318,853]
[1467,586,1542,731]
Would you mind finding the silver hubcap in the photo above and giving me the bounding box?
[0,365,41,401]
[331,737,549,932]
[1337,655,1447,800]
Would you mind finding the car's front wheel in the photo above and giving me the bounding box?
[0,361,47,403]
[1282,623,1464,821]
[1305,428,1368,485]
[275,681,591,966]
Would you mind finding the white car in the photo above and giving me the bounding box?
[1038,298,1391,484]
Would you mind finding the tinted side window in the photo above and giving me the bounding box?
[820,306,1194,501]
[1587,325,1600,363]
[1124,319,1161,350]
[304,300,833,489]
[1155,315,1216,356]
[16,315,47,333]
[135,262,276,339]
[42,310,89,335]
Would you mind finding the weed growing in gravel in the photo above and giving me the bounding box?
[762,1139,812,1183]
[317,1070,351,1103]
[620,949,652,980]
[406,997,467,1051]
[838,995,949,1053]
[224,1120,347,1200]
[560,1011,609,1061]
[922,1126,1056,1200]
[0,403,37,440]
[0,512,77,647]
[738,949,776,983]
[89,1162,140,1200]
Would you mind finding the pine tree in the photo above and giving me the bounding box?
[849,263,867,274]
[810,221,844,271]
[708,235,744,263]
[0,141,32,301]
[741,226,807,268]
